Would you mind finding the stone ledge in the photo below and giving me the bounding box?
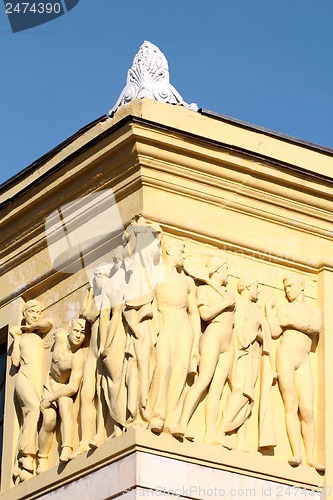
[1,427,324,500]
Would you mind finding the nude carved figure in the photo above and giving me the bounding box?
[176,255,235,445]
[37,319,86,473]
[265,273,324,470]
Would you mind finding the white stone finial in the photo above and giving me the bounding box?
[109,41,198,116]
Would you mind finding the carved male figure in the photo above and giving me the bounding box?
[148,238,200,435]
[221,276,276,452]
[37,319,86,473]
[265,273,324,470]
[74,264,110,455]
[176,255,235,445]
[9,300,53,475]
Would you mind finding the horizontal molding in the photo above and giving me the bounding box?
[1,428,323,499]
[143,219,332,274]
[142,175,333,244]
[129,115,333,185]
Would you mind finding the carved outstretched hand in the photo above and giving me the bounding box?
[40,397,52,412]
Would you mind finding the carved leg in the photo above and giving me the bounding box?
[297,363,325,471]
[58,396,74,460]
[90,367,106,448]
[235,416,257,453]
[148,332,172,433]
[76,355,97,455]
[204,352,231,445]
[276,351,302,466]
[164,332,193,434]
[37,406,57,473]
[177,373,211,438]
[15,375,41,463]
[135,321,151,411]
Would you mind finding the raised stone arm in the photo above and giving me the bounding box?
[8,325,22,367]
[98,297,112,355]
[122,224,137,258]
[265,299,283,339]
[199,292,235,322]
[277,305,322,335]
[81,287,99,324]
[20,317,53,334]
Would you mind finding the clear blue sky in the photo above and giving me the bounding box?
[1,0,332,186]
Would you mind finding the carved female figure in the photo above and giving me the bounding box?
[148,238,200,435]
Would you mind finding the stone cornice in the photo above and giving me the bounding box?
[1,99,333,208]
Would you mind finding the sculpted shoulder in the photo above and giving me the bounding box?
[185,274,196,291]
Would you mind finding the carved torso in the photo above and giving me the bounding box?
[156,270,190,313]
[49,335,73,384]
[279,301,321,354]
[19,332,44,365]
[198,285,234,352]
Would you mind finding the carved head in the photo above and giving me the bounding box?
[283,273,305,302]
[206,255,228,284]
[237,275,259,302]
[69,319,86,348]
[22,300,42,325]
[162,238,185,268]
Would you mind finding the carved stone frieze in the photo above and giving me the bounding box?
[8,216,325,485]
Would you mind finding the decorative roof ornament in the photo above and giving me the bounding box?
[109,41,198,116]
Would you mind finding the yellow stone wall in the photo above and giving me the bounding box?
[0,99,332,498]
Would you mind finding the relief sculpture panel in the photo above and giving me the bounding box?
[8,215,325,485]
